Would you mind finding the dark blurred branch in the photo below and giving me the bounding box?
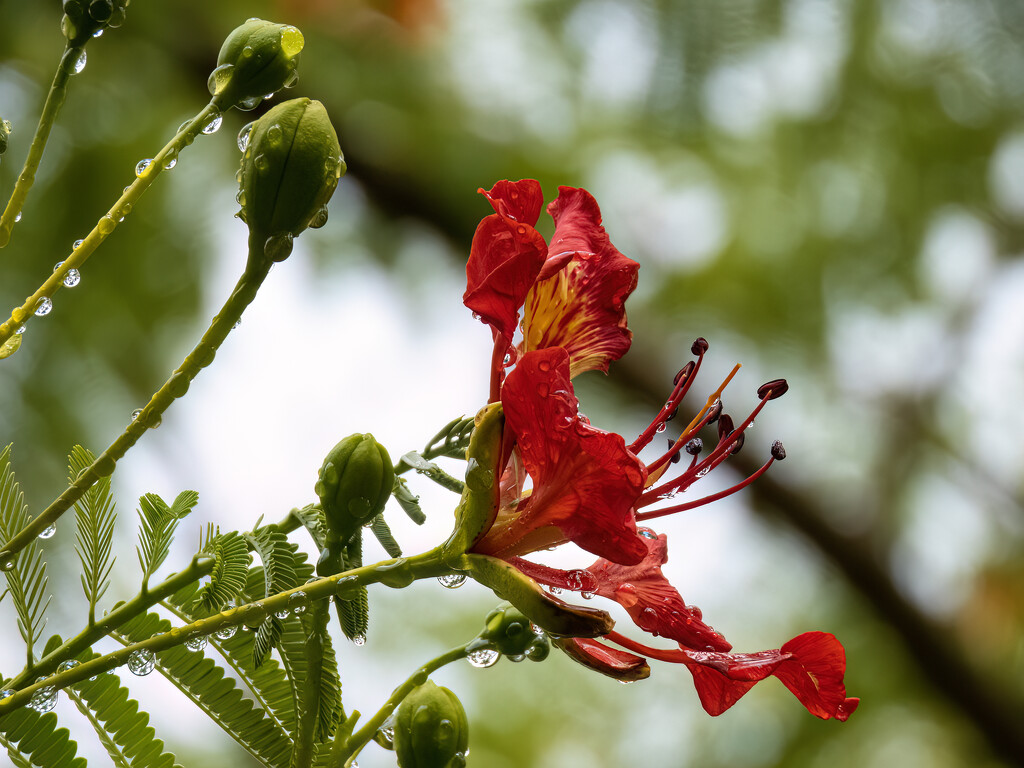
[616,354,1024,767]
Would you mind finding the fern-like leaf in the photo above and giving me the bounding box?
[66,655,182,768]
[68,445,116,626]
[0,707,85,768]
[0,445,51,665]
[244,527,302,668]
[193,526,250,616]
[368,515,402,558]
[136,491,197,590]
[292,505,326,549]
[114,610,292,768]
[392,477,426,525]
[334,535,369,643]
[422,415,475,460]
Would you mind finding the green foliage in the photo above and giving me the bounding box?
[193,526,250,616]
[135,491,198,591]
[0,445,51,664]
[66,652,181,768]
[68,445,115,626]
[0,708,85,768]
[244,527,308,668]
[334,534,369,644]
[114,609,293,768]
[369,514,403,558]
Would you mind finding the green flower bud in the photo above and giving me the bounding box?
[208,19,304,111]
[237,97,344,262]
[394,681,469,768]
[315,434,394,550]
[479,603,549,659]
[62,0,129,46]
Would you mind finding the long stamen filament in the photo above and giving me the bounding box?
[636,455,775,521]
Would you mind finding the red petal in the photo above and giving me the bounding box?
[586,532,733,652]
[522,187,639,377]
[480,179,544,226]
[464,183,548,342]
[473,348,648,565]
[679,633,856,720]
[555,637,651,682]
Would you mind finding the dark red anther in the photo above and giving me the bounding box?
[668,439,682,464]
[673,361,695,386]
[684,438,703,456]
[771,440,787,460]
[705,400,722,424]
[757,378,789,400]
[730,431,745,455]
[717,413,734,441]
[691,337,709,356]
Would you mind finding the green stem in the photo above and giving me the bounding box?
[0,547,451,716]
[0,101,221,345]
[0,44,80,248]
[337,644,470,768]
[0,252,272,570]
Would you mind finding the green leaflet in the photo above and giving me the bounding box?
[193,526,250,616]
[66,652,181,768]
[114,610,292,768]
[0,708,85,768]
[281,598,342,768]
[0,444,51,664]
[334,535,368,643]
[168,578,297,737]
[368,515,402,558]
[68,445,116,626]
[245,527,307,668]
[136,490,199,591]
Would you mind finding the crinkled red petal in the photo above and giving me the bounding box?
[464,187,548,342]
[474,348,648,565]
[521,187,639,377]
[586,532,732,652]
[479,179,545,226]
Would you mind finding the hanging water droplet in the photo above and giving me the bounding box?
[451,751,468,768]
[548,585,562,595]
[437,574,467,589]
[508,653,526,663]
[696,467,709,478]
[287,591,308,615]
[655,422,667,433]
[15,326,25,334]
[254,153,269,173]
[352,634,367,647]
[284,70,299,88]
[92,28,103,37]
[308,205,329,229]
[466,648,500,668]
[274,607,290,620]
[63,268,81,288]
[39,523,56,539]
[0,551,14,570]
[56,660,80,673]
[0,689,14,701]
[237,122,254,152]
[73,239,84,250]
[201,114,223,134]
[266,125,283,145]
[72,50,87,74]
[236,95,263,111]
[14,211,22,222]
[185,634,208,651]
[638,528,657,540]
[215,624,237,640]
[29,683,57,712]
[127,649,155,676]
[98,216,115,235]
[131,408,143,421]
[580,589,595,599]
[377,724,395,747]
[135,158,153,177]
[163,155,177,170]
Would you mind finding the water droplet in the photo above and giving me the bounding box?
[377,725,395,746]
[280,26,305,57]
[254,153,269,173]
[237,122,254,152]
[638,528,656,539]
[0,552,14,570]
[72,239,84,250]
[284,70,299,88]
[288,591,308,615]
[201,114,223,135]
[308,205,329,229]
[580,589,595,599]
[93,28,103,37]
[614,583,640,608]
[135,158,152,177]
[127,649,155,676]
[40,523,56,539]
[437,574,466,589]
[266,125,283,145]
[655,422,667,433]
[451,751,468,768]
[14,211,22,222]
[274,607,290,619]
[15,326,25,334]
[215,624,237,640]
[29,683,57,712]
[98,216,115,235]
[185,634,208,651]
[264,233,293,262]
[130,408,143,421]
[352,634,367,647]
[237,95,263,111]
[57,660,80,673]
[548,585,562,595]
[163,155,177,170]
[72,50,87,74]
[0,689,14,702]
[63,268,81,288]
[684,438,703,456]
[696,467,709,478]
[467,648,500,668]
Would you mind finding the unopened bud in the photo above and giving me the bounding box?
[237,98,344,259]
[0,118,10,156]
[394,681,469,768]
[691,337,709,356]
[480,603,549,658]
[315,434,394,548]
[208,19,304,111]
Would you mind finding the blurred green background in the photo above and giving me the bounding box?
[1,0,1023,766]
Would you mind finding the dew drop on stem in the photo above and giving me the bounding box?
[135,158,152,177]
[127,649,155,676]
[39,523,56,539]
[467,648,500,668]
[201,114,223,135]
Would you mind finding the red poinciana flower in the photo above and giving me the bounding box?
[458,180,857,721]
